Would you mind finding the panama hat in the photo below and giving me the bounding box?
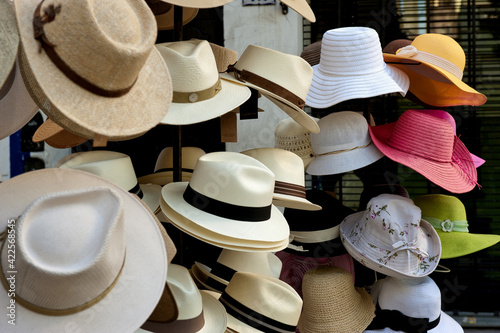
[0,168,168,332]
[280,0,316,22]
[140,264,227,333]
[305,27,409,109]
[365,276,464,333]
[192,249,282,293]
[358,183,410,211]
[57,150,162,214]
[307,111,384,175]
[274,117,318,169]
[160,151,290,250]
[383,33,486,107]
[220,271,303,333]
[145,0,198,31]
[0,0,17,89]
[221,44,320,134]
[15,0,173,142]
[240,148,321,211]
[33,117,89,148]
[298,266,375,333]
[157,40,250,125]
[415,109,485,168]
[369,109,478,194]
[413,194,500,259]
[340,194,441,279]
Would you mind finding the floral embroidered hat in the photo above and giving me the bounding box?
[340,193,441,279]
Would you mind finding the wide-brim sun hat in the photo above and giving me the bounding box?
[369,109,478,194]
[33,117,89,148]
[145,0,199,30]
[15,0,173,141]
[157,40,250,125]
[305,27,409,109]
[0,168,168,332]
[383,33,486,107]
[340,194,441,279]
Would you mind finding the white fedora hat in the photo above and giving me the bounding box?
[15,0,173,141]
[140,264,227,333]
[160,151,290,250]
[220,271,303,333]
[307,111,384,175]
[145,0,199,31]
[274,117,318,169]
[220,44,320,134]
[0,168,168,332]
[365,276,464,333]
[340,194,441,279]
[305,27,409,109]
[241,148,321,211]
[158,40,251,125]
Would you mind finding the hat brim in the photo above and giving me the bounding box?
[273,193,322,211]
[369,122,477,193]
[160,79,251,125]
[436,229,500,259]
[155,7,198,30]
[363,311,463,333]
[16,0,173,140]
[33,118,89,148]
[340,211,441,279]
[165,0,233,8]
[305,64,409,109]
[280,0,316,22]
[0,0,18,89]
[0,168,168,332]
[141,183,162,213]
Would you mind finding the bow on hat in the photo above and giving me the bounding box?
[367,303,440,333]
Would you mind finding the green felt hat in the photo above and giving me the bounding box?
[413,194,500,259]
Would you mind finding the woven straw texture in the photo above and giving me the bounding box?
[0,0,18,88]
[275,117,317,169]
[300,41,321,66]
[146,1,198,30]
[33,118,88,148]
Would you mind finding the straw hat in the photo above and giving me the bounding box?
[160,151,290,250]
[140,264,227,333]
[307,111,384,176]
[33,117,89,148]
[207,40,239,73]
[0,168,168,332]
[413,194,500,259]
[157,40,250,125]
[164,0,234,8]
[340,194,441,279]
[57,150,162,214]
[358,183,410,211]
[0,0,17,89]
[15,0,173,141]
[145,0,199,31]
[383,33,486,107]
[274,117,318,169]
[298,266,375,333]
[240,148,321,211]
[369,109,478,194]
[220,271,303,333]
[305,27,409,109]
[280,0,316,22]
[300,41,322,66]
[191,249,282,293]
[220,44,320,134]
[365,276,464,333]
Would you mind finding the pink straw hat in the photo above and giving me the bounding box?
[369,109,478,194]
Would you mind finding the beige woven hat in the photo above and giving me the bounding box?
[298,266,375,333]
[0,0,17,90]
[221,44,320,134]
[274,117,318,169]
[145,0,199,30]
[280,0,316,22]
[220,271,302,333]
[241,148,321,211]
[33,117,89,148]
[0,168,168,332]
[15,0,173,141]
[158,40,250,125]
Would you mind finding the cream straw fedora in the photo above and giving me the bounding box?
[15,0,173,141]
[158,40,250,125]
[0,168,168,332]
[221,44,320,134]
[305,27,409,109]
[280,0,316,22]
[274,117,318,169]
[32,117,89,148]
[145,0,199,31]
[241,148,321,211]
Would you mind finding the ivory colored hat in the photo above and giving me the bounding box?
[57,150,162,214]
[141,264,227,333]
[33,117,89,148]
[221,44,320,134]
[298,266,375,333]
[369,109,478,194]
[145,0,198,31]
[307,111,384,175]
[138,146,206,186]
[15,0,173,141]
[280,0,316,22]
[157,40,250,125]
[191,249,283,293]
[274,117,318,169]
[365,276,464,333]
[340,194,441,279]
[383,33,486,107]
[220,271,303,333]
[305,27,409,109]
[0,168,168,332]
[413,194,500,259]
[160,151,290,250]
[241,148,321,211]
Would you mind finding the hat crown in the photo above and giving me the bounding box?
[414,194,467,223]
[154,146,206,172]
[410,33,466,71]
[41,0,157,91]
[167,264,203,320]
[318,27,386,75]
[275,117,315,161]
[216,249,282,278]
